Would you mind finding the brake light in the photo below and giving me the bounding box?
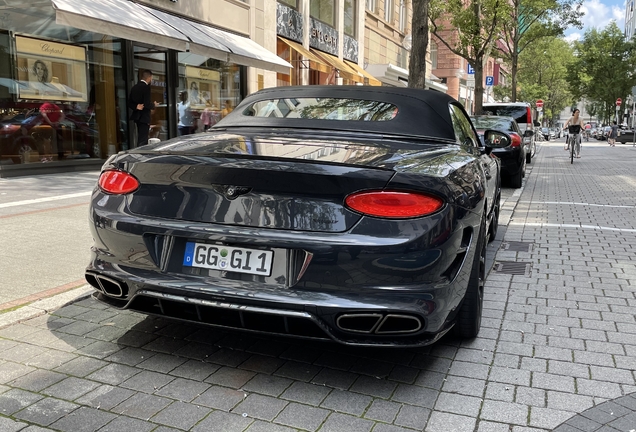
[98,170,140,194]
[510,133,522,147]
[345,190,444,219]
[527,106,532,127]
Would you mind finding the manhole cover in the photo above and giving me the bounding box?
[501,241,534,253]
[493,261,532,276]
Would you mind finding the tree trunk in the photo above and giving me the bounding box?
[474,58,485,114]
[511,52,518,102]
[408,0,429,88]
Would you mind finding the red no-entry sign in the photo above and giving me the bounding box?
[536,99,544,108]
[617,98,622,106]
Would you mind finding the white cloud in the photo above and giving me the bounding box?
[579,0,626,30]
[564,32,582,42]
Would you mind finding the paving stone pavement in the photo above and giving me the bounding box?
[0,139,635,431]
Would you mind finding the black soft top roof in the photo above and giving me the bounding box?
[214,85,462,141]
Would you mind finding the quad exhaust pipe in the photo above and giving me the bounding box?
[85,273,128,298]
[336,313,422,335]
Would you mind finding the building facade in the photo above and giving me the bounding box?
[0,0,289,177]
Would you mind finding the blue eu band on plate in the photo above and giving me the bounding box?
[183,242,274,276]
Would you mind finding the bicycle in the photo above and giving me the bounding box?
[566,125,582,164]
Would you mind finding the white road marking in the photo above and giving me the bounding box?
[508,222,636,234]
[517,201,636,209]
[0,192,92,209]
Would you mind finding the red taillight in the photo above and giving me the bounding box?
[345,190,444,219]
[510,133,522,147]
[98,170,140,195]
[527,107,532,127]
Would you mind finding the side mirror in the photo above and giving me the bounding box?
[524,130,534,137]
[533,121,540,127]
[484,129,511,148]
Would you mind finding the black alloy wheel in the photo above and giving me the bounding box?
[454,217,486,338]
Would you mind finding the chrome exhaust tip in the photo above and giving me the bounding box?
[336,313,423,335]
[85,272,103,292]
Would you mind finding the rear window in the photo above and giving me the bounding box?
[471,117,513,131]
[482,106,528,124]
[243,98,398,121]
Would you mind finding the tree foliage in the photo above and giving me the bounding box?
[497,0,582,101]
[567,23,636,124]
[429,0,506,114]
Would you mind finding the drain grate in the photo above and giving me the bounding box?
[501,241,534,253]
[493,261,532,276]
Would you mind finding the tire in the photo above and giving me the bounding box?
[509,166,522,188]
[454,216,486,338]
[487,191,500,243]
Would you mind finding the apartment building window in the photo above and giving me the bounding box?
[366,0,377,13]
[279,0,298,8]
[344,0,356,36]
[431,40,438,69]
[311,0,335,26]
[399,0,407,32]
[385,0,394,24]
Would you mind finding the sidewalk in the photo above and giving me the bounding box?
[0,140,635,431]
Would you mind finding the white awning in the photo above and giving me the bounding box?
[52,0,292,73]
[365,63,409,87]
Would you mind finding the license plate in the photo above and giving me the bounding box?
[183,242,274,276]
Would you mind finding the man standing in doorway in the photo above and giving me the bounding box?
[128,70,158,146]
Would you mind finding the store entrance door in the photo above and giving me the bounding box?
[131,45,169,146]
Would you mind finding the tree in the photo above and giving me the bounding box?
[429,0,506,114]
[568,23,636,124]
[497,0,582,102]
[517,37,575,123]
[408,0,430,88]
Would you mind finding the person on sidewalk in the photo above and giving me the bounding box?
[608,121,619,147]
[128,70,159,146]
[563,108,585,157]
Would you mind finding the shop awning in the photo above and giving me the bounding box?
[51,0,292,74]
[365,63,409,87]
[277,37,331,74]
[309,49,363,83]
[344,60,382,86]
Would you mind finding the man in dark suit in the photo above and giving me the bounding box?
[128,69,158,146]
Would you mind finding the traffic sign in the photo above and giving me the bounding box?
[536,99,543,108]
[467,64,475,74]
[485,76,494,86]
[617,98,622,106]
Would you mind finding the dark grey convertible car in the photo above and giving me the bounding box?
[86,86,505,347]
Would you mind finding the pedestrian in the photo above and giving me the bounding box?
[563,108,584,158]
[128,69,158,146]
[221,99,234,118]
[608,121,618,147]
[177,91,194,136]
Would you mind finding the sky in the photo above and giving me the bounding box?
[564,0,626,42]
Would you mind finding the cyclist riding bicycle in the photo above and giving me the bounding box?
[563,108,584,158]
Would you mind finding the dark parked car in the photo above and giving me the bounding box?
[86,86,506,347]
[471,115,531,188]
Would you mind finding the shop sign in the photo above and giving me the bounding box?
[343,35,358,63]
[309,18,338,56]
[15,36,88,102]
[185,66,221,110]
[277,4,303,43]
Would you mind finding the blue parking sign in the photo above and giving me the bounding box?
[467,64,475,74]
[485,76,494,86]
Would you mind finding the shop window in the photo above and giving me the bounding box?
[1,26,126,165]
[310,0,336,26]
[366,0,377,13]
[177,53,243,135]
[344,0,356,37]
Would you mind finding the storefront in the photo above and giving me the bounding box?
[0,0,290,177]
